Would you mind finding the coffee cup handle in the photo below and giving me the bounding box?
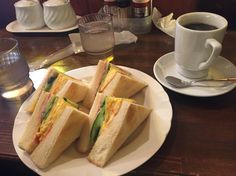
[198,38,222,70]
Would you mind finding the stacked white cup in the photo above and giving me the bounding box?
[14,0,77,30]
[14,0,45,29]
[43,0,77,30]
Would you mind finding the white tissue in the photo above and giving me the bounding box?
[114,31,138,45]
[152,8,176,38]
[29,68,48,89]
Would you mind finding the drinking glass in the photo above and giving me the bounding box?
[78,13,115,57]
[0,38,33,101]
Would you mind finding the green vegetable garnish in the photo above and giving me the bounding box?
[63,98,79,109]
[42,96,58,121]
[90,99,106,145]
[44,76,57,91]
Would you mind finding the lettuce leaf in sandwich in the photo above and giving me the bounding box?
[90,96,135,145]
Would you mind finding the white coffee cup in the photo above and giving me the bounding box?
[43,0,77,30]
[14,0,45,29]
[174,12,228,78]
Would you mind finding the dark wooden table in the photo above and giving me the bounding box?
[0,27,236,176]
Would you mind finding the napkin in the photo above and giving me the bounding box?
[69,31,138,48]
[152,8,176,38]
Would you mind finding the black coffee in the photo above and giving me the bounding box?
[184,23,218,31]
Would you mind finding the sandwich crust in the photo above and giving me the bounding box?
[56,80,88,103]
[19,92,51,153]
[102,73,147,98]
[77,93,105,153]
[82,60,108,109]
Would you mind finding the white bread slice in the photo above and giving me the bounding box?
[19,92,51,153]
[56,80,88,103]
[26,68,58,113]
[82,60,108,109]
[101,72,147,98]
[30,106,88,169]
[87,101,151,167]
[77,93,105,153]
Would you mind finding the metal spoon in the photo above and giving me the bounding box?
[165,76,236,88]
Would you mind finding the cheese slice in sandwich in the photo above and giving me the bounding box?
[19,92,86,153]
[82,60,147,109]
[26,68,88,113]
[87,95,151,167]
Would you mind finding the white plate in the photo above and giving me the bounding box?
[153,52,236,97]
[13,66,173,176]
[6,16,80,33]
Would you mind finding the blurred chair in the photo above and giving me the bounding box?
[70,0,103,16]
[198,0,236,29]
[153,0,198,18]
[1,0,235,29]
[0,0,17,28]
[70,0,198,17]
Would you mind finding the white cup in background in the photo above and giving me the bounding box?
[174,12,228,78]
[43,0,77,30]
[14,0,45,29]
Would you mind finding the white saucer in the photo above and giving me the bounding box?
[6,16,80,33]
[153,52,236,97]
